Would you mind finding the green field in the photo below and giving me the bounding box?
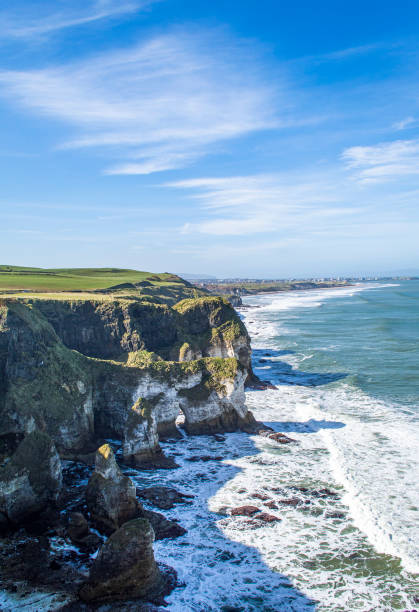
[0,266,186,292]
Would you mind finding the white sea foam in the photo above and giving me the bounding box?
[240,284,419,575]
[135,283,416,610]
[243,283,397,317]
[138,385,416,611]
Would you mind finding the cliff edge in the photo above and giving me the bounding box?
[0,292,257,472]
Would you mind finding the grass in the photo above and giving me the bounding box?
[0,292,128,301]
[0,266,188,293]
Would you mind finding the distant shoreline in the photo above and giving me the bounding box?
[201,280,353,305]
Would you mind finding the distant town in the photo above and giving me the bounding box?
[189,275,418,286]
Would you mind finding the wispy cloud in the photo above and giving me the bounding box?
[168,173,357,236]
[392,116,416,130]
[291,42,386,65]
[0,30,277,174]
[0,0,145,38]
[342,139,419,183]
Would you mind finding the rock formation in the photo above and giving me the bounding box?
[0,431,62,525]
[0,297,257,465]
[79,518,170,603]
[0,281,266,608]
[86,443,140,533]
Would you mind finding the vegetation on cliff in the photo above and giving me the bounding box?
[0,295,253,454]
[0,266,208,304]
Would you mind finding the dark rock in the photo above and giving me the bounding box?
[259,430,297,444]
[136,486,193,510]
[230,505,260,517]
[248,380,278,390]
[68,512,89,542]
[0,431,62,524]
[24,505,61,536]
[278,497,301,507]
[213,434,226,442]
[325,511,345,519]
[183,407,258,437]
[0,510,10,533]
[256,512,281,523]
[142,509,187,540]
[20,536,50,581]
[67,511,102,552]
[313,488,339,499]
[256,427,274,436]
[127,450,179,470]
[187,455,224,462]
[86,444,141,534]
[264,500,279,509]
[79,518,174,603]
[157,421,183,441]
[250,492,270,501]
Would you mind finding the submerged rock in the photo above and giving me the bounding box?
[250,492,270,501]
[0,431,62,524]
[277,497,301,507]
[79,518,174,603]
[258,430,297,444]
[142,509,187,540]
[230,505,260,517]
[256,512,281,523]
[86,444,141,534]
[136,486,193,510]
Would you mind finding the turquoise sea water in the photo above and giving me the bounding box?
[240,281,419,608]
[256,280,419,407]
[149,280,419,611]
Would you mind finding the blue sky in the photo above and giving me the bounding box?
[1,0,418,277]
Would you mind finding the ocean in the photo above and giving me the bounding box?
[137,280,419,611]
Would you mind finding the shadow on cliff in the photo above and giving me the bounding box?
[125,430,318,611]
[251,348,348,387]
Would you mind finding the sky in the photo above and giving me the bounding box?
[1,0,419,278]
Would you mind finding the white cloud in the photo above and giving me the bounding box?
[291,42,385,66]
[0,1,145,38]
[169,173,359,236]
[181,216,274,236]
[392,116,416,130]
[169,175,337,210]
[342,139,419,183]
[0,31,277,174]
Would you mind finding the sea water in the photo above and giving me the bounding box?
[135,280,418,611]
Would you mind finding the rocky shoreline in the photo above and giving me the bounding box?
[0,291,282,609]
[0,424,297,609]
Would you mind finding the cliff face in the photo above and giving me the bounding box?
[32,296,252,373]
[0,297,256,468]
[0,302,94,453]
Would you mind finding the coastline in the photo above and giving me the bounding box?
[1,280,418,610]
[239,283,418,604]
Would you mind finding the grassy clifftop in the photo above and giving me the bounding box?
[0,266,208,305]
[0,266,189,292]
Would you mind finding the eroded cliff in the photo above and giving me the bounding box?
[0,295,256,469]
